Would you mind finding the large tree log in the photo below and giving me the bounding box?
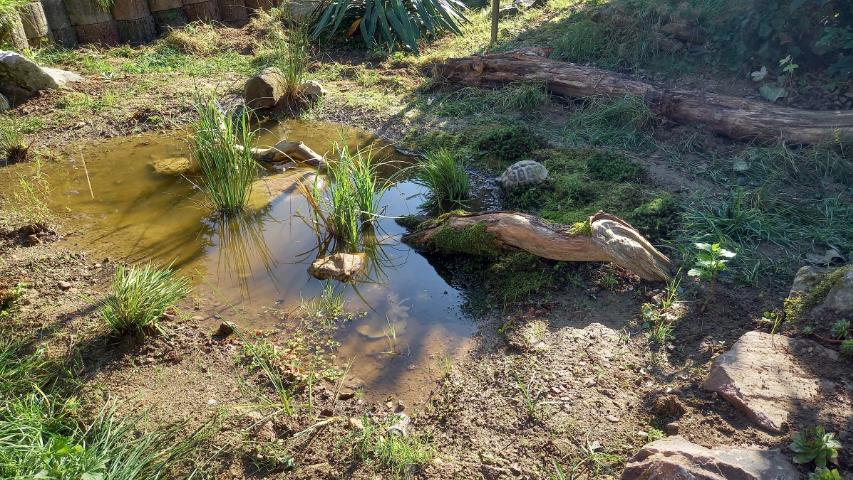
[403,211,673,281]
[438,50,853,145]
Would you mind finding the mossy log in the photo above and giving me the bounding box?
[438,50,853,145]
[403,211,673,281]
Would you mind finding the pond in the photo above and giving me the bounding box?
[6,120,477,404]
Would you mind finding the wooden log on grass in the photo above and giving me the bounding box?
[438,50,853,145]
[40,0,77,47]
[403,211,673,281]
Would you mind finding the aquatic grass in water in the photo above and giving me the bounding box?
[300,143,389,249]
[101,263,190,335]
[415,148,470,211]
[191,96,260,214]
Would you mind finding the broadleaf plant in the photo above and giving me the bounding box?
[790,426,841,468]
[688,242,735,309]
[311,0,468,53]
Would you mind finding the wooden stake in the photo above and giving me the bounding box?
[490,0,498,44]
[78,148,94,199]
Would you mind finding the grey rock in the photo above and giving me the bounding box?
[824,266,853,313]
[621,436,798,480]
[0,51,82,97]
[499,5,520,17]
[0,93,8,112]
[789,265,828,297]
[702,331,839,433]
[498,160,548,189]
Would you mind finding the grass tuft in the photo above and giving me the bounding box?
[163,23,219,55]
[415,148,470,212]
[191,94,261,214]
[349,414,434,477]
[101,263,190,335]
[0,116,29,165]
[565,95,655,150]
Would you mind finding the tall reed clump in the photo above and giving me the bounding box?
[300,143,387,249]
[270,24,309,101]
[0,116,29,165]
[191,95,260,214]
[101,263,191,335]
[415,148,469,212]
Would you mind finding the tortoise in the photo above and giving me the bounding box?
[497,160,549,189]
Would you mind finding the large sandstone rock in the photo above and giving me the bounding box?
[0,51,82,103]
[621,436,798,480]
[244,67,286,109]
[703,331,840,433]
[308,252,366,282]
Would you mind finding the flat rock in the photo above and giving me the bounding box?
[308,252,366,282]
[149,156,196,176]
[621,436,798,480]
[702,331,839,433]
[0,51,82,98]
[789,265,828,297]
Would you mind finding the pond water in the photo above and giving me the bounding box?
[5,121,476,403]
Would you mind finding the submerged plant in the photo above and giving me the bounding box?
[790,426,841,468]
[101,263,190,335]
[415,148,470,212]
[191,95,260,214]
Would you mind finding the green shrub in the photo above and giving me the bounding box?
[415,148,470,212]
[809,468,843,480]
[476,126,540,165]
[101,263,190,335]
[830,319,850,339]
[191,95,260,214]
[0,116,29,165]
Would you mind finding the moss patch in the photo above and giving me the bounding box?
[475,126,542,165]
[430,221,503,257]
[784,264,850,322]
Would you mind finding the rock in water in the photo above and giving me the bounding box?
[308,253,367,282]
[621,436,798,480]
[0,51,82,102]
[244,67,286,109]
[149,156,196,175]
[498,160,548,189]
[702,331,841,433]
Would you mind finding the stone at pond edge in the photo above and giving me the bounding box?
[308,252,367,282]
[214,321,235,338]
[702,331,840,433]
[244,67,286,109]
[621,436,798,480]
[497,160,548,189]
[336,375,365,400]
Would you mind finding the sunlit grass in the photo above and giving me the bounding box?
[415,148,470,212]
[191,95,261,214]
[101,263,190,335]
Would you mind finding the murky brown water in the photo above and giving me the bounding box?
[2,120,475,403]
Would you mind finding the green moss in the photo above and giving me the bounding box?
[569,220,592,236]
[586,153,643,182]
[488,252,560,304]
[430,221,502,257]
[628,193,681,242]
[784,265,850,322]
[475,126,541,165]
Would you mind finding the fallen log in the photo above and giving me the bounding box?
[236,139,325,167]
[402,211,673,281]
[438,50,853,145]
